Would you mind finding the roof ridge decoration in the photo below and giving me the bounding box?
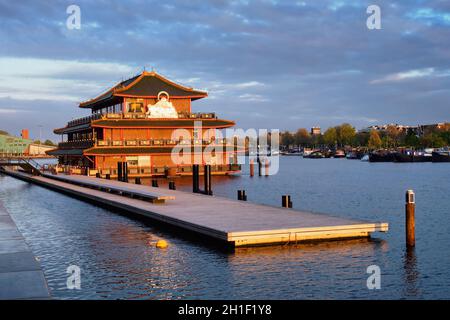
[113,71,206,94]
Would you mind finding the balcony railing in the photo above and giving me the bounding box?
[67,114,102,127]
[58,140,94,149]
[66,112,218,128]
[58,138,241,149]
[95,138,237,148]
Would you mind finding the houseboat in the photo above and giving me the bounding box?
[48,71,242,178]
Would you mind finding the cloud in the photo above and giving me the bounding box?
[0,57,139,101]
[407,8,450,26]
[371,67,450,84]
[238,93,268,102]
[0,108,29,114]
[0,0,449,139]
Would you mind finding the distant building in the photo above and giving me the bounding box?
[359,123,446,136]
[0,131,32,155]
[310,126,321,135]
[0,129,53,156]
[26,143,55,156]
[21,129,29,140]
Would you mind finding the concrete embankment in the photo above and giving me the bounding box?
[0,199,50,300]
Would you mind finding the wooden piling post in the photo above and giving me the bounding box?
[238,190,242,200]
[152,179,159,188]
[106,174,110,180]
[135,177,141,185]
[406,190,415,247]
[169,181,176,190]
[282,195,292,208]
[250,159,254,177]
[258,159,262,176]
[264,158,269,176]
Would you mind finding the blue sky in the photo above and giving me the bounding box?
[0,0,449,140]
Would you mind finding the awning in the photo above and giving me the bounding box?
[46,148,84,156]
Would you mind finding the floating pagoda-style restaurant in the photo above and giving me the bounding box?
[48,71,241,178]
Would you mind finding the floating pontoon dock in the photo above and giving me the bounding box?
[1,169,388,247]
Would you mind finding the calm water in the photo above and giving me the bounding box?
[1,157,449,299]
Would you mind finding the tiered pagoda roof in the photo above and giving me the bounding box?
[79,71,208,109]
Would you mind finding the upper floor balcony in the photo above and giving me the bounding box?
[66,112,218,128]
[57,137,240,150]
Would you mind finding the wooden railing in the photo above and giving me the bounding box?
[57,138,242,150]
[67,114,102,127]
[94,138,235,148]
[65,112,218,128]
[58,140,94,149]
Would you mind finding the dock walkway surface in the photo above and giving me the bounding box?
[0,200,50,299]
[1,169,388,247]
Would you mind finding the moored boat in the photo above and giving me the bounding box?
[304,150,326,159]
[333,150,345,158]
[394,150,432,163]
[432,150,450,162]
[369,150,395,162]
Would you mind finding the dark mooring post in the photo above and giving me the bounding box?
[106,174,111,180]
[192,164,199,193]
[169,181,176,190]
[406,190,415,247]
[135,177,141,185]
[238,190,247,201]
[117,162,123,182]
[282,195,292,208]
[152,179,159,188]
[123,162,129,183]
[204,165,212,195]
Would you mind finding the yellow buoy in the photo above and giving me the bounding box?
[156,239,168,249]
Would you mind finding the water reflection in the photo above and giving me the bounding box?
[403,247,421,298]
[2,157,450,299]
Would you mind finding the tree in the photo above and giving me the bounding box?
[368,130,382,150]
[386,125,402,147]
[419,133,446,148]
[404,132,419,147]
[354,132,369,147]
[323,127,337,146]
[294,128,310,146]
[280,131,295,147]
[337,123,356,146]
[43,139,56,146]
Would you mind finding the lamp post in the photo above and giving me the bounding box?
[37,125,43,156]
